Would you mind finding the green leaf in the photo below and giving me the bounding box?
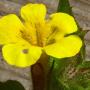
[47,57,72,90]
[78,61,90,69]
[0,80,25,90]
[47,57,90,90]
[57,0,73,16]
[69,83,84,90]
[67,63,90,89]
[86,86,90,90]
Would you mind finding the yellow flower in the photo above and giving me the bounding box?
[0,3,82,67]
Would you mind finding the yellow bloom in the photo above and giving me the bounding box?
[0,3,82,67]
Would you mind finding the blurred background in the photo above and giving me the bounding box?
[0,0,90,90]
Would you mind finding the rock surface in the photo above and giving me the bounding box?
[0,0,90,90]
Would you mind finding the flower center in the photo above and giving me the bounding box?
[21,22,47,47]
[21,22,60,47]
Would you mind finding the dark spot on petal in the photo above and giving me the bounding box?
[22,49,28,54]
[47,39,55,45]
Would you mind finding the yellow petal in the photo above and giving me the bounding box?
[0,14,23,45]
[44,35,82,58]
[2,43,42,67]
[50,13,77,34]
[21,3,46,24]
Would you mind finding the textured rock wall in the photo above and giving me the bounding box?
[0,0,90,90]
[70,0,90,40]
